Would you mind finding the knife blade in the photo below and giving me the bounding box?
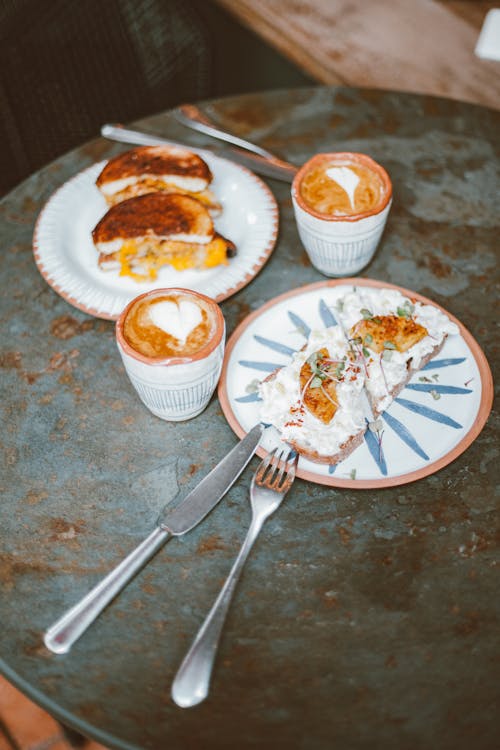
[100,124,297,183]
[44,424,263,653]
[158,424,263,534]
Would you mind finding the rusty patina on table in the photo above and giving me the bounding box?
[0,88,498,750]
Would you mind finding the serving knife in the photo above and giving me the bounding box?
[44,424,263,654]
[100,124,297,183]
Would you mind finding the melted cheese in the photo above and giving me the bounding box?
[117,237,229,281]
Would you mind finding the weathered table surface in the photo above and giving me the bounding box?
[1,87,498,750]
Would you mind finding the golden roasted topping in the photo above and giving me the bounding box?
[299,348,338,424]
[350,314,427,353]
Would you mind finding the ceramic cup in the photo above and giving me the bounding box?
[116,288,225,421]
[291,152,392,277]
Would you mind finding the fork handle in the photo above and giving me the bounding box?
[171,516,265,708]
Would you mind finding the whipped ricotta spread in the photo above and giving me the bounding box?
[336,287,459,413]
[259,327,365,457]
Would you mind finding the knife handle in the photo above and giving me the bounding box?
[44,526,170,654]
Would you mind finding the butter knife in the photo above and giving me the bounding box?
[100,124,297,183]
[44,424,263,654]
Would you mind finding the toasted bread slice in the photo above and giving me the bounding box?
[336,287,459,417]
[259,328,366,465]
[93,193,214,250]
[92,193,235,281]
[95,146,221,212]
[369,338,446,417]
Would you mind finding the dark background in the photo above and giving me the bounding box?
[0,0,313,196]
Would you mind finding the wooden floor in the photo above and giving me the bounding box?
[0,677,107,750]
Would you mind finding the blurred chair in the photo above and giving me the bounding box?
[0,0,213,195]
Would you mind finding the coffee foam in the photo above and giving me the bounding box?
[325,166,360,209]
[299,157,386,218]
[149,300,202,344]
[123,292,216,359]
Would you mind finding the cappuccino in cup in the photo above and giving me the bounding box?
[292,152,392,276]
[116,288,225,421]
[122,290,219,360]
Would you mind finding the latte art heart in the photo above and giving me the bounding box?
[149,300,203,343]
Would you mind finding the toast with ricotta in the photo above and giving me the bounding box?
[259,327,366,465]
[96,145,221,214]
[337,287,459,416]
[92,192,236,281]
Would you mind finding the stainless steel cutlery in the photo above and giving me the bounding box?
[44,424,263,654]
[171,445,297,708]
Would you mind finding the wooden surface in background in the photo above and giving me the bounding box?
[214,0,500,110]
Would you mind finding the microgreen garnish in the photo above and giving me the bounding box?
[320,384,338,408]
[364,333,373,345]
[397,301,415,319]
[362,347,371,358]
[419,376,432,383]
[432,373,439,381]
[304,351,345,393]
[336,299,344,312]
[350,468,357,480]
[334,360,346,378]
[382,350,393,361]
[430,389,441,400]
[360,308,373,319]
[245,378,261,394]
[383,341,396,350]
[306,352,327,382]
[379,352,390,392]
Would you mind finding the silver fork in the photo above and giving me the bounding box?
[171,445,297,708]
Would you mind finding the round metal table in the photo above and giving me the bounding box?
[1,87,498,750]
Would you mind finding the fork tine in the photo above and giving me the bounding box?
[256,446,277,479]
[256,445,297,490]
[273,447,292,486]
[277,452,297,491]
[258,445,288,483]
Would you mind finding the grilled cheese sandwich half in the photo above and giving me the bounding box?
[96,145,221,214]
[92,193,236,281]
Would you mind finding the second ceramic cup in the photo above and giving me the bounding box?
[291,152,392,277]
[116,288,225,421]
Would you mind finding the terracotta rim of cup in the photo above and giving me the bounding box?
[116,287,225,366]
[292,152,393,223]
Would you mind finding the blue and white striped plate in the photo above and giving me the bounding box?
[218,279,493,488]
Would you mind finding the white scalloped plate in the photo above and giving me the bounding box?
[33,155,279,319]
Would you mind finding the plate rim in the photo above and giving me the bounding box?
[218,277,494,488]
[32,155,279,320]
